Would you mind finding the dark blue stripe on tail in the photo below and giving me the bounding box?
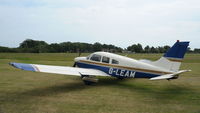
[164,41,189,59]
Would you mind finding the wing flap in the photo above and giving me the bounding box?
[10,62,109,77]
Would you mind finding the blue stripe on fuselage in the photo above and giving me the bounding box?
[76,62,160,78]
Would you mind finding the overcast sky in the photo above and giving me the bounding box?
[0,0,199,49]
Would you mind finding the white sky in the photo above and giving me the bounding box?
[0,0,199,49]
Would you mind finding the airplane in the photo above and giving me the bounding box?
[10,40,191,85]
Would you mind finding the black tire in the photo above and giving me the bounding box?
[83,80,95,85]
[117,77,124,80]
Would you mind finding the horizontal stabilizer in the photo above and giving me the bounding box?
[150,70,191,80]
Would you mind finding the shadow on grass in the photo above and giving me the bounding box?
[1,77,125,101]
[20,77,126,97]
[97,77,195,102]
[22,82,88,96]
[0,77,196,105]
[0,81,89,105]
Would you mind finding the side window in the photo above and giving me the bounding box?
[90,54,101,62]
[102,56,110,63]
[112,59,119,64]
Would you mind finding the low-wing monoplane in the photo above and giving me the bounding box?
[10,40,191,85]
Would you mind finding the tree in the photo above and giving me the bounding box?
[150,47,158,53]
[127,43,143,53]
[158,46,165,53]
[1,39,199,53]
[48,43,61,52]
[163,45,170,53]
[194,48,200,53]
[0,46,16,52]
[144,45,150,53]
[93,42,102,51]
[19,39,48,53]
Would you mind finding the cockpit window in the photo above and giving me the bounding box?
[102,56,110,63]
[90,54,101,62]
[112,59,119,64]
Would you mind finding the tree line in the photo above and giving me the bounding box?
[0,39,199,53]
[0,39,122,53]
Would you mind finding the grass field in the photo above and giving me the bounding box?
[0,53,200,113]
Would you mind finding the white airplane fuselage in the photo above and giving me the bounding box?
[9,41,190,84]
[75,52,173,79]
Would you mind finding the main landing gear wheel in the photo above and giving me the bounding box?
[117,76,125,80]
[83,80,96,85]
[81,75,98,85]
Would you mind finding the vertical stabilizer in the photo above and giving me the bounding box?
[153,41,189,71]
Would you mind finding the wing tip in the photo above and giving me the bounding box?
[9,62,18,68]
[9,62,36,72]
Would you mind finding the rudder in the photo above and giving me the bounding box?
[153,40,189,71]
[164,40,189,60]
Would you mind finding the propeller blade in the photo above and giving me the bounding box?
[78,52,81,57]
[73,62,77,67]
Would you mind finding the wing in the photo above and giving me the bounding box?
[9,62,109,77]
[150,70,191,80]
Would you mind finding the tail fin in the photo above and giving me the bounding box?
[153,40,189,71]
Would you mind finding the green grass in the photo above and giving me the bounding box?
[0,53,200,113]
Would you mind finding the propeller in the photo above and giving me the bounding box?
[73,62,77,67]
[73,49,81,67]
[78,51,82,57]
